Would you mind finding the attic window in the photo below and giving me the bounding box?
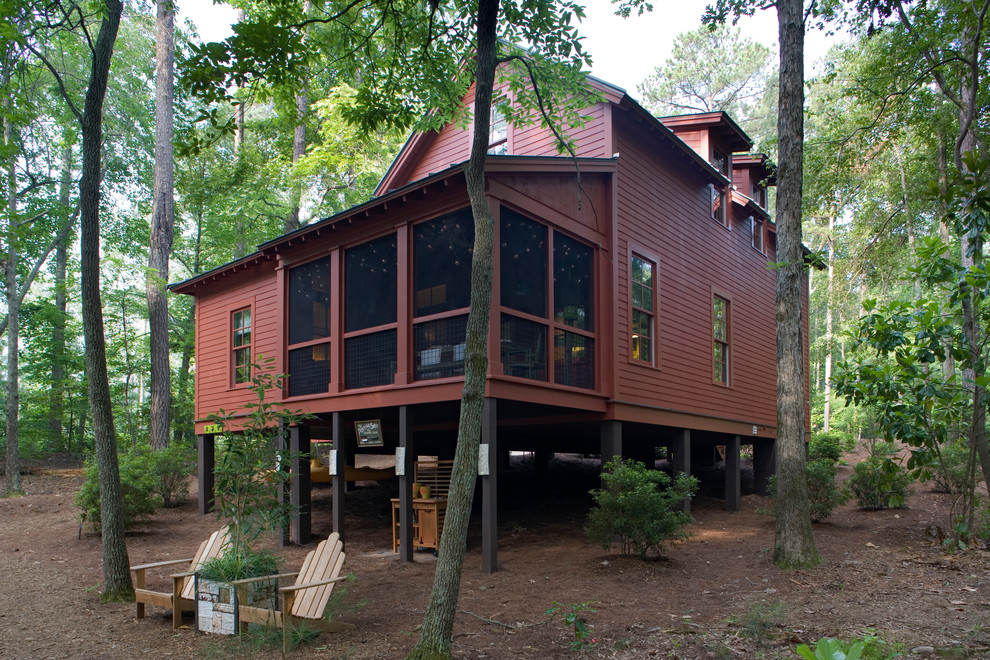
[488,107,508,155]
[711,148,729,176]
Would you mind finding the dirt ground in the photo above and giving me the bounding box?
[1,450,989,660]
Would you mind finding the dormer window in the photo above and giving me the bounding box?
[488,107,508,155]
[752,182,766,208]
[711,148,729,176]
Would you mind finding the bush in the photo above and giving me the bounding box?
[809,432,847,463]
[805,458,850,522]
[75,445,160,531]
[152,441,195,507]
[585,458,697,559]
[848,452,912,510]
[929,440,972,494]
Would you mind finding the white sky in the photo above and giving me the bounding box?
[177,0,839,102]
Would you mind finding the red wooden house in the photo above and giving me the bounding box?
[172,75,809,572]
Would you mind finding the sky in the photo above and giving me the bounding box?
[178,0,840,101]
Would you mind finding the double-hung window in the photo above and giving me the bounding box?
[630,255,655,364]
[751,216,763,252]
[488,107,508,155]
[232,308,252,385]
[713,295,730,385]
[286,256,333,397]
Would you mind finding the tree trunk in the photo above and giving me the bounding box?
[49,142,73,453]
[823,212,834,434]
[4,108,21,495]
[284,0,311,234]
[772,0,820,569]
[80,0,132,600]
[406,1,499,657]
[147,0,175,451]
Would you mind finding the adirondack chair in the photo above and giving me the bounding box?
[130,527,230,628]
[234,532,356,652]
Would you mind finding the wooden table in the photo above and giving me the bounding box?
[391,498,447,553]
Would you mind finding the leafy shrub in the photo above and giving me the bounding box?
[75,445,160,531]
[848,452,912,510]
[796,637,863,660]
[765,458,848,522]
[585,458,697,559]
[809,432,847,463]
[929,439,972,494]
[152,441,196,507]
[546,601,596,650]
[199,547,281,582]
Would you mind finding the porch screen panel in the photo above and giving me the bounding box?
[345,233,397,332]
[554,330,594,389]
[500,314,547,381]
[288,255,332,344]
[414,314,468,380]
[414,210,473,317]
[345,329,397,389]
[553,233,593,331]
[500,209,547,318]
[287,346,332,397]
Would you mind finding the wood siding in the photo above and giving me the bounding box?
[611,109,778,432]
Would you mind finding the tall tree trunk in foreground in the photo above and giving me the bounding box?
[147,0,175,451]
[284,0,312,234]
[773,0,820,569]
[406,1,499,657]
[4,108,21,495]
[80,0,132,599]
[49,142,73,453]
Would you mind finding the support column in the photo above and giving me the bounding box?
[600,420,622,462]
[398,406,415,562]
[725,434,741,512]
[672,428,691,512]
[197,433,215,515]
[277,426,290,546]
[482,398,498,574]
[290,425,312,544]
[332,412,348,541]
[753,438,775,496]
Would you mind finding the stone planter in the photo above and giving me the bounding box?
[197,577,278,635]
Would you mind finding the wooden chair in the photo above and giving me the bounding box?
[130,526,230,628]
[234,532,356,653]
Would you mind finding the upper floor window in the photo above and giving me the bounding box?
[630,255,655,364]
[750,216,764,253]
[554,233,594,331]
[713,295,730,385]
[501,209,547,317]
[710,183,727,226]
[345,233,398,389]
[711,148,729,176]
[752,183,766,208]
[232,308,252,385]
[488,107,508,155]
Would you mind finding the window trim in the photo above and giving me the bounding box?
[750,216,764,254]
[230,302,254,389]
[628,248,659,367]
[284,253,335,398]
[709,183,728,227]
[712,291,731,387]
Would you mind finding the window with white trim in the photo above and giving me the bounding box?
[232,307,252,385]
[713,295,730,385]
[630,255,655,364]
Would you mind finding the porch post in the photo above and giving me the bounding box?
[398,405,415,562]
[197,433,215,515]
[753,438,775,496]
[725,434,741,512]
[290,425,312,544]
[600,420,622,461]
[482,398,498,574]
[672,428,692,512]
[332,412,347,541]
[277,425,290,546]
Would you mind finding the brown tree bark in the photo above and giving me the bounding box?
[772,0,820,569]
[284,0,312,234]
[406,1,499,657]
[4,107,21,495]
[147,0,175,451]
[48,142,73,453]
[79,0,132,600]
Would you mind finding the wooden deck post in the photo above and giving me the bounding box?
[753,438,775,496]
[197,433,215,515]
[725,434,741,511]
[601,420,622,461]
[482,398,498,574]
[398,405,415,562]
[290,425,312,544]
[278,424,290,546]
[672,428,691,512]
[332,412,347,541]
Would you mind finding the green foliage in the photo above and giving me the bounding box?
[545,601,596,651]
[796,637,864,660]
[199,547,281,583]
[928,439,973,495]
[766,456,849,522]
[848,446,912,510]
[75,445,159,531]
[738,599,786,640]
[585,458,697,559]
[810,432,848,463]
[152,441,196,508]
[208,358,311,556]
